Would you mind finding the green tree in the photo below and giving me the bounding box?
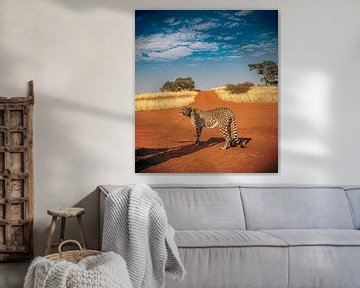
[161,81,177,92]
[161,77,195,92]
[175,77,195,91]
[248,61,278,85]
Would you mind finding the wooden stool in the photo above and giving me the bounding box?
[45,207,87,255]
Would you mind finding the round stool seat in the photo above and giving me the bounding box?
[47,207,85,218]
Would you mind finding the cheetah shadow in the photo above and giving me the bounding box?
[135,137,224,172]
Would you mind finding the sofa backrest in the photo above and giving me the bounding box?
[153,186,246,230]
[100,185,358,231]
[240,187,355,230]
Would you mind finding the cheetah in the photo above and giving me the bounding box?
[179,107,252,150]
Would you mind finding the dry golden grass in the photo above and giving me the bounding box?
[215,85,278,103]
[135,91,198,111]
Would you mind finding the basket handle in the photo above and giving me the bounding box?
[58,240,83,255]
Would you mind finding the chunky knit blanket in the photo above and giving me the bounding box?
[102,184,185,288]
[24,251,132,288]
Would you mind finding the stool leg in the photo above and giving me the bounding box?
[77,215,87,249]
[45,216,57,255]
[60,217,66,243]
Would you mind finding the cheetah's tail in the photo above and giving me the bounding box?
[231,118,252,147]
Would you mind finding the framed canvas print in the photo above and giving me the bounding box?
[135,10,278,173]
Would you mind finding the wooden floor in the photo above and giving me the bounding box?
[0,261,30,288]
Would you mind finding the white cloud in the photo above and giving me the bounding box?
[192,18,203,24]
[242,44,259,49]
[259,32,274,39]
[164,18,175,24]
[252,51,266,57]
[222,11,249,28]
[136,13,262,62]
[217,11,231,18]
[226,55,242,59]
[136,30,219,61]
[212,55,242,60]
[189,42,218,51]
[147,46,193,60]
[223,36,235,41]
[224,21,241,28]
[222,44,234,49]
[242,37,278,54]
[192,21,219,31]
[164,18,181,26]
[235,10,253,17]
[216,35,235,41]
[136,32,195,52]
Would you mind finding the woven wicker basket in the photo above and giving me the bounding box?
[45,240,102,263]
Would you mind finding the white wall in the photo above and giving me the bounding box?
[0,0,360,256]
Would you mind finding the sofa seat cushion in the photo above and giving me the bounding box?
[175,230,288,248]
[166,246,289,288]
[262,229,360,246]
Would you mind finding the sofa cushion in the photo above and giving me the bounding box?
[261,230,360,288]
[262,229,360,246]
[175,230,287,248]
[288,246,360,288]
[165,247,288,288]
[241,187,355,230]
[154,186,246,230]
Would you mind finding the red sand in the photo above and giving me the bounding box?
[135,91,278,173]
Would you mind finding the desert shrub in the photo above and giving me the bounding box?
[226,82,254,94]
[161,77,195,92]
[241,82,255,87]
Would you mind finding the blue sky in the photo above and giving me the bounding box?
[135,10,278,93]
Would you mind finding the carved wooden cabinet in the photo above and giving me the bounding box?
[0,82,34,261]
